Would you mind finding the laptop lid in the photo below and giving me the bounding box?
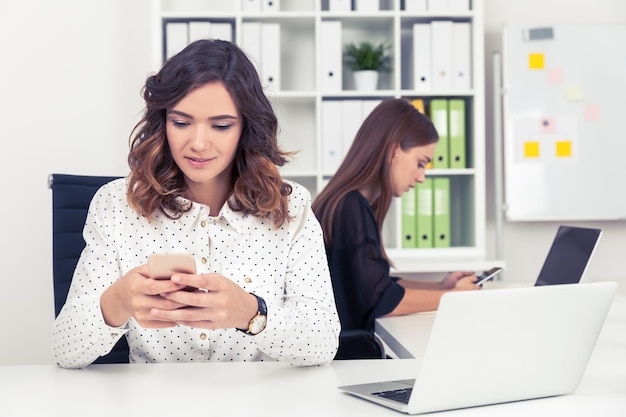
[339,281,617,414]
[535,225,602,286]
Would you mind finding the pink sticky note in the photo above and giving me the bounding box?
[547,67,564,84]
[540,117,556,133]
[584,104,600,122]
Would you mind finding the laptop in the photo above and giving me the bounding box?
[485,225,602,288]
[534,225,602,286]
[339,281,617,414]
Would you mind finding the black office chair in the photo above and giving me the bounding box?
[334,329,386,360]
[49,173,129,364]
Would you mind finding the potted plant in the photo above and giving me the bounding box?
[344,41,391,90]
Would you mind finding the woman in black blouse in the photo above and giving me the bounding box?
[313,98,479,337]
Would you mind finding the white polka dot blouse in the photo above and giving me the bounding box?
[52,178,340,368]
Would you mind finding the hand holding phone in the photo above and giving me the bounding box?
[475,267,503,285]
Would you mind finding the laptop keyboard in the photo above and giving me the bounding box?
[372,387,413,404]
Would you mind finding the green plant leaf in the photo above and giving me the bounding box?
[343,41,390,71]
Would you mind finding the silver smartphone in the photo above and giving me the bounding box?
[475,267,503,285]
[148,253,196,279]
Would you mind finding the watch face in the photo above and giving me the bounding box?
[249,314,267,335]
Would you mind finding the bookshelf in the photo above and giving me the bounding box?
[152,0,496,273]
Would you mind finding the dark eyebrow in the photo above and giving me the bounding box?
[424,156,432,163]
[167,109,238,121]
[167,109,192,118]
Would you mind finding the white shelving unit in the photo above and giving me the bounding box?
[152,0,497,273]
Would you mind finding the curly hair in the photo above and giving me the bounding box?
[127,39,293,226]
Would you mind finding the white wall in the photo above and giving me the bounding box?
[0,0,153,365]
[0,0,624,365]
[482,0,626,292]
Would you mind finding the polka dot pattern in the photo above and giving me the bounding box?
[52,179,340,368]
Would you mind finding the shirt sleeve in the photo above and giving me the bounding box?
[252,184,341,366]
[51,182,129,368]
[329,192,405,331]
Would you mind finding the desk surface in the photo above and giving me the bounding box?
[2,356,626,417]
[2,296,625,417]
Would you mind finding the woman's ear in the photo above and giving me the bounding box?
[390,143,401,161]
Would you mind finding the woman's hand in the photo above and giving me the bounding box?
[100,264,188,328]
[452,275,481,291]
[153,273,258,331]
[440,271,479,290]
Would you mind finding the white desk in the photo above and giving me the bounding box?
[2,356,625,417]
[1,296,625,417]
[376,311,436,358]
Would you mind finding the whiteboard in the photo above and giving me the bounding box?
[501,23,626,221]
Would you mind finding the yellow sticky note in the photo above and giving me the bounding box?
[529,53,545,69]
[556,141,572,157]
[524,141,540,158]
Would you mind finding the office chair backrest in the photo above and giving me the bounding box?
[49,173,129,364]
[335,329,386,360]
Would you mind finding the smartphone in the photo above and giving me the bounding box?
[475,267,503,285]
[148,253,196,280]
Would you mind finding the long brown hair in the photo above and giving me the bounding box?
[127,39,293,226]
[312,98,438,261]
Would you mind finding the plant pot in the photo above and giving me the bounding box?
[353,70,379,91]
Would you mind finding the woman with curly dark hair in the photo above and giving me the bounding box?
[53,39,340,368]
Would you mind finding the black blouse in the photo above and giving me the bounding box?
[325,191,405,332]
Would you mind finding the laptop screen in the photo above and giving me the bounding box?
[535,226,602,286]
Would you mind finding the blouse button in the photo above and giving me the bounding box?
[199,333,207,341]
[201,220,207,227]
[244,277,252,284]
[201,257,208,264]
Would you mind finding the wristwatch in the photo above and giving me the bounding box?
[238,293,267,336]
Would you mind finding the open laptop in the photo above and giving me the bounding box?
[534,225,602,285]
[339,281,617,414]
[485,225,602,288]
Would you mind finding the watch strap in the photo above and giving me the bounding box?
[252,293,267,316]
[237,293,267,335]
